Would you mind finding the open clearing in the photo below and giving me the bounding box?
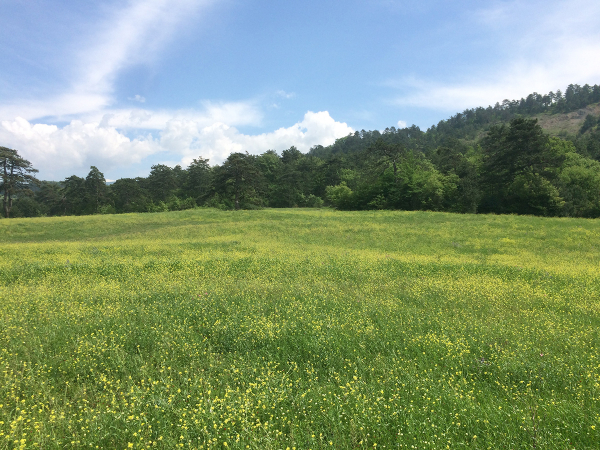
[1,209,599,449]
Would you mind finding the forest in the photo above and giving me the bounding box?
[2,83,600,218]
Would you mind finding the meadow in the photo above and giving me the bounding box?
[0,208,599,449]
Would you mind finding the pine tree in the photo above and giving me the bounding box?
[0,147,39,218]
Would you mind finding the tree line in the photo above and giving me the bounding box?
[3,84,600,219]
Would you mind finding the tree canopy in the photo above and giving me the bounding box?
[1,147,38,218]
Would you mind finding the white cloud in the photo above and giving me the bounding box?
[397,120,407,128]
[83,101,263,131]
[391,0,600,111]
[0,117,159,180]
[0,0,352,180]
[0,111,352,179]
[170,111,353,166]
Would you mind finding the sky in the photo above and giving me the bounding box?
[1,0,600,181]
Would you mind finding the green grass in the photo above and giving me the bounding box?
[1,209,599,449]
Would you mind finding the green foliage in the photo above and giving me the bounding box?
[325,182,353,209]
[304,194,324,208]
[166,196,197,211]
[9,196,43,217]
[480,118,568,215]
[147,164,179,203]
[506,170,565,216]
[110,177,150,213]
[35,181,63,216]
[99,204,117,215]
[428,83,600,143]
[558,152,600,217]
[579,114,599,135]
[84,166,109,214]
[0,146,39,218]
[183,157,212,203]
[214,152,265,210]
[61,175,86,215]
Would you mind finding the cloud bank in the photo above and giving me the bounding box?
[0,111,352,180]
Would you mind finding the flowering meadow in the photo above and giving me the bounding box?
[1,209,599,449]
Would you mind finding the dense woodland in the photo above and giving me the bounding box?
[3,83,600,218]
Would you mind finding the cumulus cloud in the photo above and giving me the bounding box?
[171,111,353,166]
[397,120,407,128]
[0,111,352,179]
[391,0,600,111]
[0,117,159,180]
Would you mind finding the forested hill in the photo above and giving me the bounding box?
[309,83,600,161]
[3,83,600,219]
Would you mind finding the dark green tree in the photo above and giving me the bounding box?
[146,164,178,203]
[432,140,481,213]
[183,157,212,204]
[256,150,283,206]
[214,152,264,209]
[110,178,150,213]
[35,181,64,216]
[61,175,86,215]
[272,146,306,207]
[84,166,108,214]
[579,114,598,135]
[365,139,406,184]
[0,147,39,218]
[558,152,600,217]
[480,118,565,214]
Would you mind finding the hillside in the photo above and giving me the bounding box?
[309,83,600,160]
[535,102,600,136]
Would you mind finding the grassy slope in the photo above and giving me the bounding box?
[1,209,599,449]
[534,103,600,136]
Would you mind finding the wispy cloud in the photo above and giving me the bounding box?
[129,95,146,103]
[390,0,600,111]
[87,101,264,131]
[70,0,212,114]
[1,0,214,122]
[276,90,296,99]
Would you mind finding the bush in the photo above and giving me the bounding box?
[167,196,197,211]
[99,204,117,215]
[325,182,354,209]
[146,201,169,213]
[305,194,324,208]
[9,197,43,218]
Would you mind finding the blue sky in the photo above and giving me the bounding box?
[1,0,599,180]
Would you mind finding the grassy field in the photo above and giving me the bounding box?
[1,209,599,449]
